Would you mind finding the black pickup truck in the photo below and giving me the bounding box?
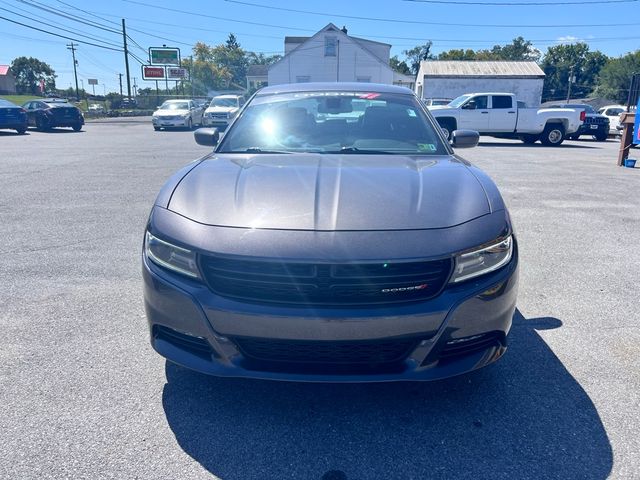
[547,103,609,141]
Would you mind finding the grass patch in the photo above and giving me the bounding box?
[0,94,41,105]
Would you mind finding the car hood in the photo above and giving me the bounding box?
[205,106,237,113]
[154,109,189,116]
[168,154,491,231]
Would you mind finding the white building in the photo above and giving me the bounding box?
[415,61,546,107]
[267,24,414,89]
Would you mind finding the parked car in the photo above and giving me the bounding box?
[202,94,245,129]
[598,105,626,136]
[422,98,452,107]
[120,97,137,109]
[22,98,84,131]
[0,98,28,134]
[143,82,519,382]
[88,103,105,114]
[152,99,204,130]
[428,93,584,145]
[546,103,609,141]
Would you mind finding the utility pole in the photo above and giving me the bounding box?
[122,19,132,100]
[67,43,80,101]
[566,65,575,102]
[118,74,123,96]
[133,77,138,97]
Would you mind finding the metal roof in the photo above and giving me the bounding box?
[421,61,545,78]
[0,65,11,76]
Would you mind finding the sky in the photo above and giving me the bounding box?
[1,0,639,94]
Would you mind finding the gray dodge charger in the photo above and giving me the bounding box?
[143,82,518,382]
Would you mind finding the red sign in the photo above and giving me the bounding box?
[142,65,165,80]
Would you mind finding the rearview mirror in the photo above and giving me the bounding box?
[194,128,219,147]
[451,129,479,149]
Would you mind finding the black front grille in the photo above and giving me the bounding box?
[153,325,214,358]
[585,116,608,125]
[233,336,419,366]
[199,255,453,307]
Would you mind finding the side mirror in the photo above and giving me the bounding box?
[194,128,219,147]
[451,129,479,149]
[462,101,476,110]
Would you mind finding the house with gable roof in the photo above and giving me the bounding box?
[0,65,17,94]
[267,24,414,89]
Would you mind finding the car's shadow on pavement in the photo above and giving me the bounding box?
[0,131,29,136]
[161,310,612,480]
[477,142,598,149]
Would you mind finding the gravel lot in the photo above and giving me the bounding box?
[1,121,638,480]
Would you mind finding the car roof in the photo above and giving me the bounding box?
[214,94,242,99]
[163,99,190,103]
[256,82,414,96]
[42,98,70,102]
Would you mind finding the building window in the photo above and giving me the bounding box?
[325,36,337,57]
[356,76,371,83]
[296,76,311,83]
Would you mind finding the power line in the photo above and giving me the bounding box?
[0,5,122,48]
[15,0,121,34]
[0,15,123,51]
[403,0,637,4]
[221,0,640,28]
[122,0,314,32]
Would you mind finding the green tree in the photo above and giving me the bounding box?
[437,38,540,62]
[10,56,56,94]
[389,55,411,75]
[246,52,282,66]
[540,43,609,101]
[437,49,477,61]
[596,50,640,104]
[403,42,434,75]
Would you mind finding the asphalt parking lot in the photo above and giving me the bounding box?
[1,120,638,480]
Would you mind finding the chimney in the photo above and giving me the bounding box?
[341,26,348,34]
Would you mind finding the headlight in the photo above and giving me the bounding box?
[449,236,513,283]
[144,231,199,278]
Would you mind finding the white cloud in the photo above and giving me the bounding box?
[556,36,580,44]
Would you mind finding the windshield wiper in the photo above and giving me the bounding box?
[327,147,394,154]
[226,147,292,154]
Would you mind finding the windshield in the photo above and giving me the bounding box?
[212,97,238,107]
[217,91,447,155]
[160,102,189,110]
[448,95,472,108]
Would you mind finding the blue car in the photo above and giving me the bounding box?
[0,99,28,134]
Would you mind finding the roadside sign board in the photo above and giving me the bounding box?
[634,98,640,145]
[88,78,98,85]
[166,67,189,80]
[142,65,165,80]
[149,47,180,66]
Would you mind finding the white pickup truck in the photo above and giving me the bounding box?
[428,93,585,146]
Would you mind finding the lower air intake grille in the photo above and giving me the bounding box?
[232,337,419,365]
[153,325,214,358]
[438,331,504,361]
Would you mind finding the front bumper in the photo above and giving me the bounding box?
[202,117,230,128]
[143,234,519,383]
[578,124,608,136]
[153,117,190,128]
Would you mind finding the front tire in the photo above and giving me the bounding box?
[595,131,607,142]
[438,119,455,141]
[540,124,565,146]
[153,126,160,131]
[16,127,27,135]
[36,116,50,131]
[72,123,82,132]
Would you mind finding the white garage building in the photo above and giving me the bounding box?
[415,61,546,107]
